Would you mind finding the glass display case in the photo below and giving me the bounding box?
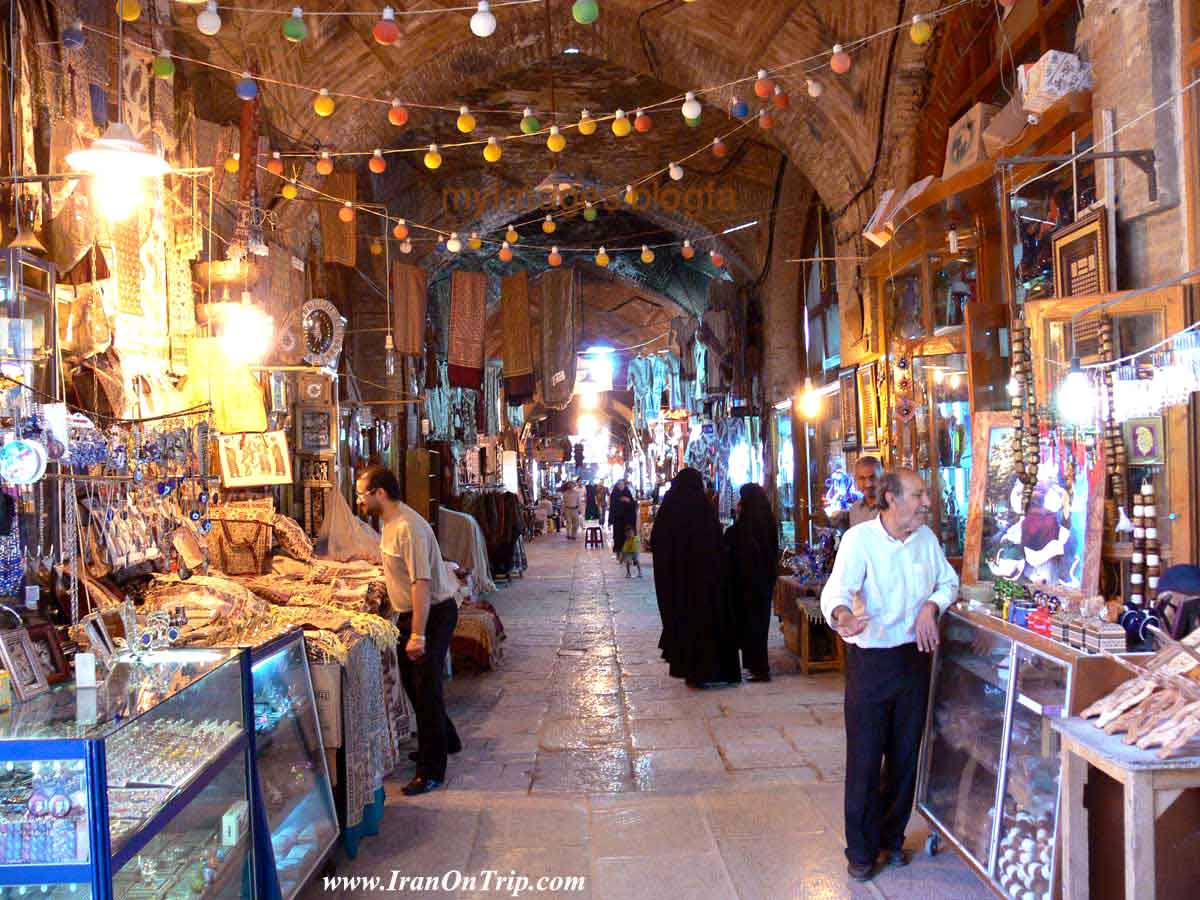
[0,649,254,900]
[248,632,337,900]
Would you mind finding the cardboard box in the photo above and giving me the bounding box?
[983,93,1029,156]
[222,800,249,846]
[943,103,1000,179]
[862,188,897,247]
[1020,50,1092,114]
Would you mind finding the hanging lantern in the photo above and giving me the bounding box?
[640,245,655,264]
[542,215,557,234]
[457,106,476,133]
[499,240,513,262]
[910,14,933,46]
[681,92,702,120]
[668,162,684,181]
[314,89,335,117]
[520,108,540,134]
[730,97,749,118]
[374,6,400,45]
[62,20,85,49]
[393,219,409,240]
[611,109,632,137]
[634,109,652,133]
[583,202,598,222]
[281,181,298,200]
[754,70,775,99]
[235,72,258,101]
[681,239,694,260]
[197,2,221,36]
[712,137,727,157]
[470,1,497,37]
[316,151,334,175]
[282,7,308,43]
[223,153,240,174]
[806,78,823,98]
[548,246,562,267]
[153,50,175,80]
[116,0,141,23]
[468,232,482,250]
[266,152,284,175]
[759,109,774,130]
[572,0,599,25]
[505,225,519,243]
[384,333,396,375]
[369,149,387,174]
[578,109,597,135]
[710,249,725,268]
[623,184,637,204]
[547,126,566,153]
[423,144,442,170]
[595,246,609,267]
[446,232,462,253]
[830,44,851,74]
[772,85,790,108]
[483,137,503,162]
[337,202,354,223]
[388,99,409,127]
[400,239,413,253]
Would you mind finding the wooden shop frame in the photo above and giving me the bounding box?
[839,369,859,449]
[856,362,881,452]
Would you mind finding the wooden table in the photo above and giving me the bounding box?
[772,576,844,675]
[1052,716,1200,900]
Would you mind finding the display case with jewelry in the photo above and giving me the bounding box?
[0,647,255,900]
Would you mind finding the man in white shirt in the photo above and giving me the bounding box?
[357,465,461,796]
[820,468,958,882]
[831,456,883,530]
[561,480,582,540]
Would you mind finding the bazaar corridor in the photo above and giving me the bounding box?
[303,535,990,900]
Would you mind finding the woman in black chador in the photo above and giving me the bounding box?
[608,479,636,559]
[723,482,779,682]
[650,467,742,688]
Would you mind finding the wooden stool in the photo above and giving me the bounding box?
[584,525,603,548]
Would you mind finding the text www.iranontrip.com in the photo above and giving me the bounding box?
[322,870,586,896]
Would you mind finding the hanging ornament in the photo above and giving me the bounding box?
[316,151,334,175]
[623,184,637,204]
[400,239,412,253]
[681,92,702,121]
[116,0,141,23]
[388,99,410,127]
[611,109,632,137]
[830,44,851,74]
[572,0,600,25]
[483,137,503,162]
[393,219,409,240]
[446,232,462,253]
[583,202,598,222]
[634,109,652,133]
[468,232,482,250]
[668,162,684,181]
[384,333,397,375]
[730,97,749,119]
[520,108,540,134]
[153,50,175,80]
[374,6,400,44]
[712,137,727,157]
[754,70,775,99]
[547,126,566,153]
[542,215,557,234]
[499,240,513,262]
[457,106,477,133]
[313,89,335,117]
[710,249,725,268]
[424,144,442,169]
[806,78,823,98]
[235,72,258,101]
[595,246,609,267]
[435,239,447,252]
[578,109,597,135]
[758,109,774,129]
[369,149,387,174]
[470,1,497,37]
[909,14,933,45]
[223,153,240,174]
[62,20,85,50]
[548,247,562,267]
[640,245,655,264]
[282,7,308,43]
[505,225,519,243]
[772,85,790,108]
[197,2,222,36]
[681,239,695,260]
[266,152,284,176]
[338,202,354,224]
[281,181,298,200]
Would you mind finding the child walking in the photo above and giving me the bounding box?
[620,525,642,577]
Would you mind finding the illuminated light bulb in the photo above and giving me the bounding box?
[223,153,240,174]
[282,7,308,43]
[578,109,597,135]
[313,89,335,117]
[370,239,383,256]
[548,246,562,266]
[949,372,962,389]
[572,0,599,25]
[505,225,519,243]
[1057,357,1096,426]
[797,377,821,420]
[634,109,652,132]
[547,126,566,152]
[281,181,298,200]
[932,368,944,385]
[595,246,609,267]
[235,72,258,101]
[542,215,556,234]
[1007,376,1020,397]
[220,304,274,364]
[369,149,387,173]
[63,20,85,50]
[520,107,540,134]
[754,70,775,99]
[446,232,462,253]
[730,97,749,118]
[468,232,482,250]
[483,137,503,162]
[640,245,655,264]
[623,184,637,204]
[681,239,694,259]
[830,44,851,74]
[388,99,409,127]
[759,109,774,129]
[196,1,222,35]
[611,109,632,137]
[583,202,598,221]
[457,106,476,133]
[338,202,354,223]
[316,151,333,175]
[92,174,143,221]
[470,1,497,37]
[772,85,790,108]
[947,226,959,254]
[499,240,513,262]
[711,137,727,157]
[116,0,141,22]
[400,239,412,253]
[374,6,400,45]
[384,333,396,375]
[393,220,408,240]
[681,91,702,120]
[668,162,684,181]
[424,144,442,169]
[266,152,284,175]
[710,249,724,268]
[153,50,175,80]
[910,14,933,46]
[806,78,823,98]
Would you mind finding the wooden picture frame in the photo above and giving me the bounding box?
[1123,416,1165,465]
[0,628,50,701]
[25,624,69,685]
[1052,208,1110,298]
[856,363,880,452]
[963,411,1105,602]
[297,406,336,454]
[217,431,293,488]
[839,369,859,449]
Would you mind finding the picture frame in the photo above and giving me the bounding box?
[82,611,116,668]
[839,369,859,449]
[1123,416,1165,465]
[856,362,880,452]
[268,372,290,414]
[25,624,69,685]
[0,628,50,701]
[297,407,336,454]
[1052,207,1110,298]
[217,430,293,488]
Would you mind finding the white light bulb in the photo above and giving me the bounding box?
[470,1,497,37]
[806,78,823,98]
[1057,358,1097,426]
[681,91,702,120]
[447,232,462,252]
[669,162,684,181]
[92,171,144,221]
[196,0,221,35]
[797,378,821,420]
[400,239,412,253]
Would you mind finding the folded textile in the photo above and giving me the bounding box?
[437,507,496,593]
[390,263,428,356]
[500,271,535,403]
[448,270,487,389]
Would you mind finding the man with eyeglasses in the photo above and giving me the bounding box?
[356,465,461,796]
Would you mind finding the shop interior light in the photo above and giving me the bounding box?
[66,122,170,220]
[797,377,822,420]
[1057,357,1096,426]
[220,303,274,364]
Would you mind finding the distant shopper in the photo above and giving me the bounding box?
[356,465,461,796]
[620,525,642,578]
[609,479,636,559]
[585,481,601,521]
[832,456,884,530]
[595,481,609,526]
[723,483,779,682]
[562,480,582,540]
[820,469,958,881]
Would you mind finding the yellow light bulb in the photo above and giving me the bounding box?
[506,227,519,244]
[468,233,482,250]
[542,216,556,234]
[578,110,597,135]
[424,144,442,170]
[456,107,476,133]
[595,247,609,267]
[611,111,631,137]
[483,138,502,162]
[281,182,298,200]
[313,89,335,117]
[640,245,655,264]
[547,127,566,153]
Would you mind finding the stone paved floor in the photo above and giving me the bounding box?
[303,533,992,899]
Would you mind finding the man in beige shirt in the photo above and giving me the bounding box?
[831,456,883,530]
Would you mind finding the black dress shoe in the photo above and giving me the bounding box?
[847,861,876,882]
[401,776,444,796]
[884,849,910,868]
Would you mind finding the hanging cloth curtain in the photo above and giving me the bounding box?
[500,271,535,404]
[390,262,428,356]
[181,337,267,434]
[539,268,578,409]
[448,270,487,389]
[319,171,356,267]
